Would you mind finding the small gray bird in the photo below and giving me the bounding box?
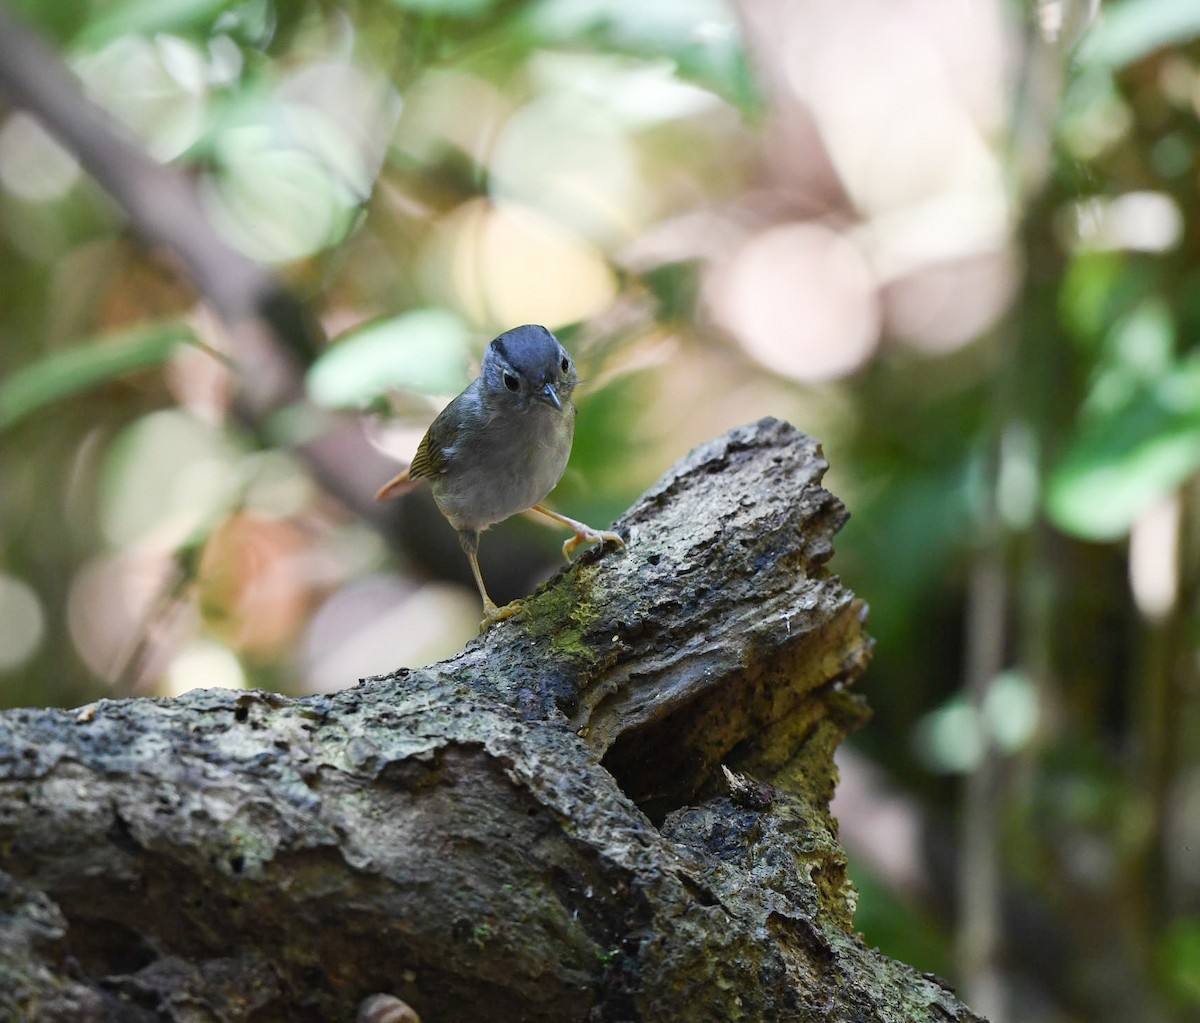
[375,324,624,629]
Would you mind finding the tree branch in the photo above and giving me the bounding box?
[0,419,985,1023]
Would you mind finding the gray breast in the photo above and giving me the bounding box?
[431,403,575,532]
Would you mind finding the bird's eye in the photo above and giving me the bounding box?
[560,356,570,373]
[503,372,520,392]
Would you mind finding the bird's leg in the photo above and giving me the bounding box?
[458,530,523,631]
[528,505,625,562]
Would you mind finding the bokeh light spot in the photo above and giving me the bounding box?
[882,248,1016,354]
[0,574,45,672]
[304,576,478,690]
[423,198,617,330]
[162,639,246,698]
[489,86,645,245]
[100,410,241,548]
[709,222,880,381]
[913,698,984,774]
[67,550,196,687]
[72,34,208,161]
[0,114,81,203]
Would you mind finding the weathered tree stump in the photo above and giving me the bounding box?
[0,418,983,1023]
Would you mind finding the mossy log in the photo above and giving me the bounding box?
[0,418,984,1023]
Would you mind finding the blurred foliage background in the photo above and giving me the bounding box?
[1,0,1199,1019]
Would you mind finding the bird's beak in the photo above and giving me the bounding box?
[537,383,562,410]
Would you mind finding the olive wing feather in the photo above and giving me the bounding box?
[373,407,453,501]
[406,426,447,480]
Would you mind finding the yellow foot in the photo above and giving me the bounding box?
[562,527,625,561]
[479,598,524,633]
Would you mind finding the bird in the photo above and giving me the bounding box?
[375,324,624,629]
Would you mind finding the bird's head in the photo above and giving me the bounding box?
[480,324,577,413]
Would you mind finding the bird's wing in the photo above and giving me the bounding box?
[374,397,460,502]
[406,425,446,480]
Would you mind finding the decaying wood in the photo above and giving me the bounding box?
[0,418,984,1023]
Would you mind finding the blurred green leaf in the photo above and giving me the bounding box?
[1060,252,1156,346]
[307,308,472,408]
[642,261,701,323]
[0,322,192,432]
[206,118,364,264]
[75,0,237,47]
[913,696,984,774]
[1078,0,1200,68]
[560,371,649,518]
[984,670,1040,752]
[1057,65,1132,161]
[1160,918,1200,1005]
[4,0,92,44]
[845,456,975,600]
[525,0,761,113]
[383,0,499,15]
[1079,299,1176,421]
[1046,354,1200,541]
[849,867,950,978]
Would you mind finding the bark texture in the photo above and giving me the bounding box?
[0,418,983,1023]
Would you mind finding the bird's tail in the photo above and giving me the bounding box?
[375,469,421,501]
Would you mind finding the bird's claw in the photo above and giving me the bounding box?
[480,598,524,632]
[562,528,625,562]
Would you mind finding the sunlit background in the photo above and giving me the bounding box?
[2,0,1200,1019]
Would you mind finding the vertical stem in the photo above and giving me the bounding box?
[954,3,1070,1005]
[958,544,1008,1020]
[1134,483,1195,941]
[1130,495,1178,931]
